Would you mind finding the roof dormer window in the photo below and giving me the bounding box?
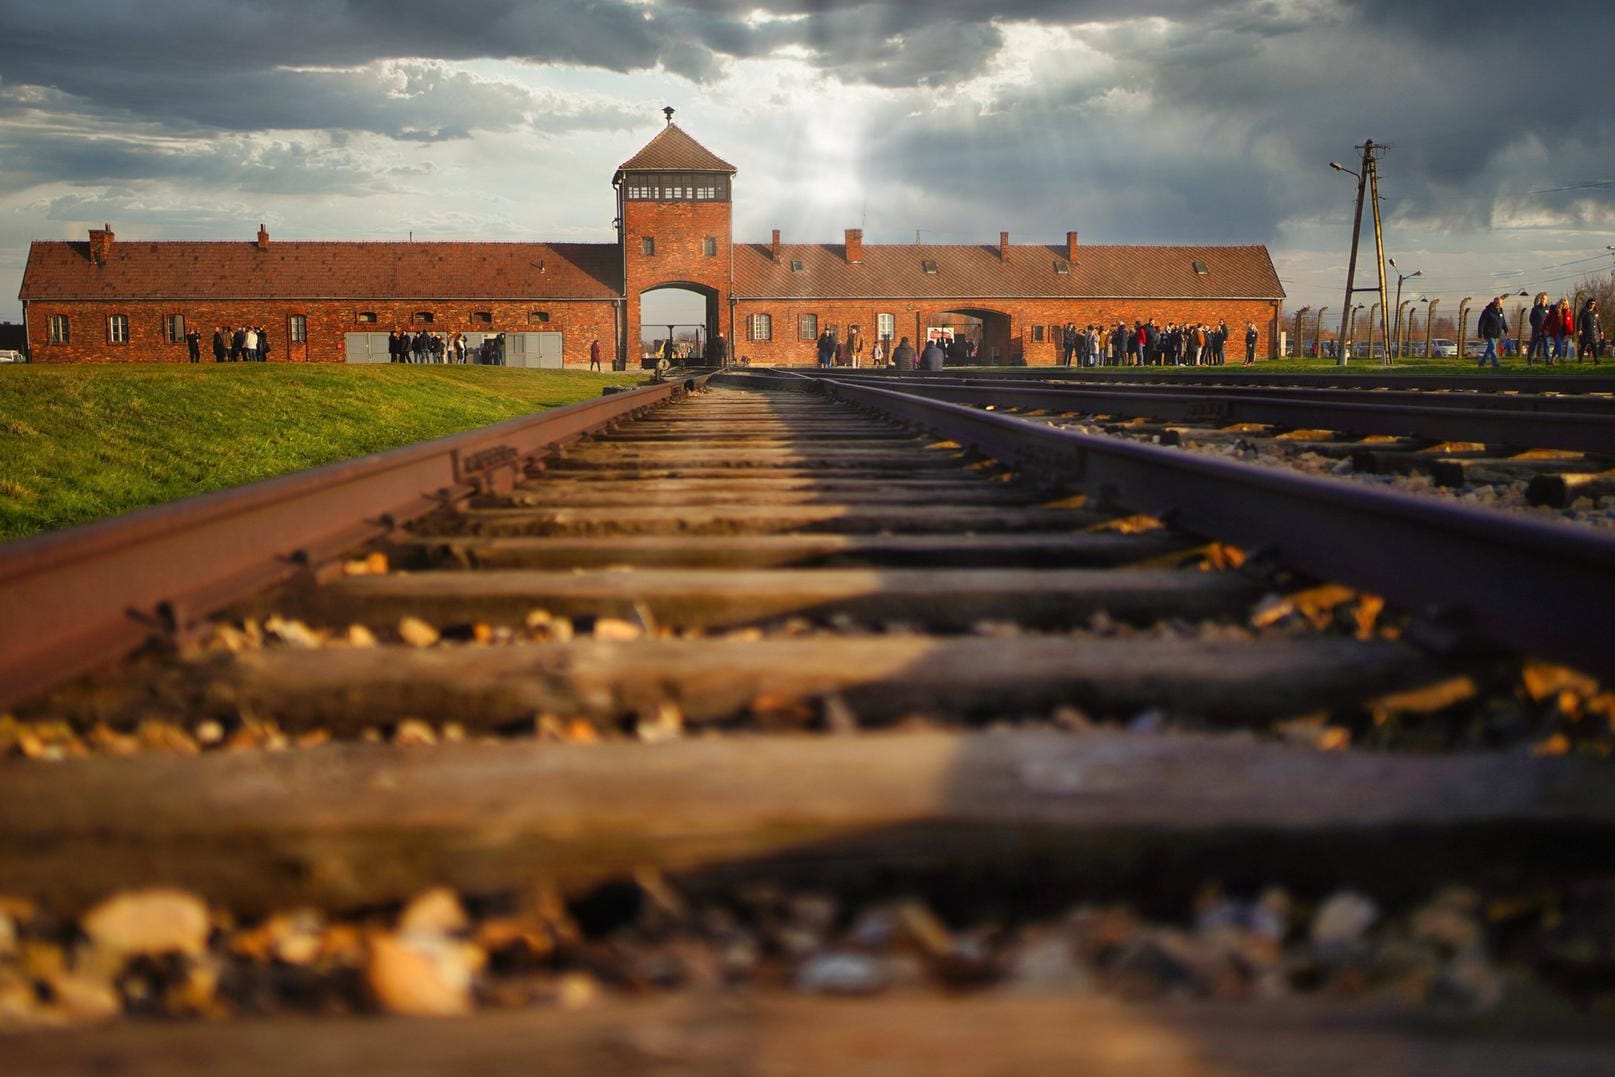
[922,259,938,274]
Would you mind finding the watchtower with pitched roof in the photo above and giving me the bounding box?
[613,108,737,362]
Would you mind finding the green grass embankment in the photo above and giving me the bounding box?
[0,365,640,541]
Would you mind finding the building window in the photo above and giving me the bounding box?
[413,311,435,324]
[1192,260,1210,275]
[641,236,655,256]
[921,259,938,274]
[1032,324,1045,343]
[357,311,378,324]
[877,313,896,341]
[108,314,129,344]
[747,313,772,342]
[48,314,69,344]
[1054,260,1070,275]
[529,311,550,323]
[289,315,308,343]
[471,311,493,324]
[703,236,718,257]
[798,314,818,341]
[165,314,186,343]
[790,259,805,273]
[624,173,730,202]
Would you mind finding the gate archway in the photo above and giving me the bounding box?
[931,307,1013,365]
[638,282,720,367]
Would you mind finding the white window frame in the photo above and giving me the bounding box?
[108,314,129,344]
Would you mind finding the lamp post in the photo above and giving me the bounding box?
[1457,296,1475,360]
[1291,306,1310,359]
[1387,259,1421,362]
[1423,298,1439,360]
[1343,303,1364,358]
[1405,297,1428,358]
[1314,306,1329,358]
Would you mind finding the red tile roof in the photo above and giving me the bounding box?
[615,124,737,178]
[19,240,622,301]
[733,242,1283,300]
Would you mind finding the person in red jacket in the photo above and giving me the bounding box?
[1548,298,1573,363]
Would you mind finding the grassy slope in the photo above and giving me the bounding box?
[0,365,639,541]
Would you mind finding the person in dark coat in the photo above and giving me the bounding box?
[1243,322,1259,365]
[185,328,201,363]
[919,337,945,371]
[211,327,227,363]
[891,336,916,370]
[230,326,246,362]
[1526,293,1550,364]
[1578,299,1602,363]
[1477,297,1506,367]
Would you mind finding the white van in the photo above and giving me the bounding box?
[1429,338,1458,357]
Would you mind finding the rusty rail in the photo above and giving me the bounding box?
[0,379,703,710]
[794,375,1615,454]
[775,374,1615,680]
[804,366,1615,394]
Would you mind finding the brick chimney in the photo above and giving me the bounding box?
[844,228,863,264]
[1067,231,1079,263]
[256,224,270,251]
[771,229,781,262]
[999,231,1010,261]
[88,224,114,266]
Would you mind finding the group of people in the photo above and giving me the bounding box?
[1517,294,1603,366]
[816,328,978,368]
[210,325,271,363]
[388,328,471,364]
[1059,320,1258,367]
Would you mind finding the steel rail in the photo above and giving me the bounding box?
[796,377,1615,455]
[801,371,1615,417]
[783,375,1615,680]
[0,378,704,710]
[801,366,1615,395]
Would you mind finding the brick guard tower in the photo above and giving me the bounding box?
[613,107,737,364]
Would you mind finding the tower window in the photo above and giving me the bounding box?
[641,236,655,256]
[704,236,718,257]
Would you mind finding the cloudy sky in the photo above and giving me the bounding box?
[3,0,1613,335]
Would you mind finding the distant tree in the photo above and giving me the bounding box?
[1576,271,1615,336]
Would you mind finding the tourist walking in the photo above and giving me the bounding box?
[1578,299,1601,363]
[1476,297,1506,367]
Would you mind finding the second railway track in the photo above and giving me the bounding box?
[3,371,1615,1073]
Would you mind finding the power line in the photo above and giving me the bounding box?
[1525,179,1615,195]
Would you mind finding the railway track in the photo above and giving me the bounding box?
[3,371,1615,1073]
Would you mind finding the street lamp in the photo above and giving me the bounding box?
[1403,296,1428,358]
[1344,303,1365,358]
[1291,306,1310,359]
[1388,258,1421,361]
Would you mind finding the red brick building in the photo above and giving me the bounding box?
[18,114,1284,367]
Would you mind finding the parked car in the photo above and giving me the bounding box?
[1429,338,1458,357]
[0,349,25,363]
